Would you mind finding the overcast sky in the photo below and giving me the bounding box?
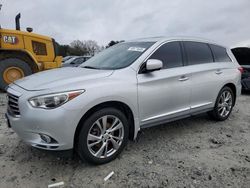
[0,0,249,47]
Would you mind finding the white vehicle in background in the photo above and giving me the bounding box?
[62,56,91,67]
[62,56,76,63]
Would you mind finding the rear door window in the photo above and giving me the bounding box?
[149,41,183,69]
[210,44,232,62]
[183,41,213,65]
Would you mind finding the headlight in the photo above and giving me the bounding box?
[28,90,85,109]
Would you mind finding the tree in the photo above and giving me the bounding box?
[82,40,101,56]
[68,40,102,56]
[58,45,70,57]
[69,40,87,56]
[106,40,124,48]
[58,40,103,57]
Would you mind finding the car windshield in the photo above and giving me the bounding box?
[80,42,155,70]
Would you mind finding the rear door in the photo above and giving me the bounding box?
[183,41,229,112]
[137,41,192,127]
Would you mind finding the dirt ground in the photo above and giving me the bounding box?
[0,92,249,188]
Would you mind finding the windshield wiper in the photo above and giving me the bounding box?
[82,66,100,69]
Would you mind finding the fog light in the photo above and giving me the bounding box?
[40,134,52,143]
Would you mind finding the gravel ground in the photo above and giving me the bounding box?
[0,92,249,188]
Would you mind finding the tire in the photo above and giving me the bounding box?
[77,108,129,164]
[208,86,235,121]
[0,58,32,90]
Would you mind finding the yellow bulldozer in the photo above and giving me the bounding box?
[0,13,62,90]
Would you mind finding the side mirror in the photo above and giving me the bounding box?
[146,59,163,72]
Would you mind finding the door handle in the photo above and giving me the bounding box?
[215,69,223,75]
[179,76,189,81]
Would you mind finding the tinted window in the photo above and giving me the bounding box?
[231,48,250,65]
[149,42,183,69]
[184,41,213,65]
[210,44,232,62]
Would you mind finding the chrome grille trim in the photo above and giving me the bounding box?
[7,93,20,117]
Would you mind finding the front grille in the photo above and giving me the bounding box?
[7,93,20,116]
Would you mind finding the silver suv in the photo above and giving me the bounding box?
[6,37,242,164]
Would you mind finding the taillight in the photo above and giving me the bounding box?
[238,67,244,74]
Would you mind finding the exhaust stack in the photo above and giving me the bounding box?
[15,13,21,30]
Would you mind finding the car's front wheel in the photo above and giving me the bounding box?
[208,86,235,121]
[77,108,129,164]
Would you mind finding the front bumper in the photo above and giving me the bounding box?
[6,85,81,151]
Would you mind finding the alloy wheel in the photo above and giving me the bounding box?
[87,115,124,158]
[217,90,233,118]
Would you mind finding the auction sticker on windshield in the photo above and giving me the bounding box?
[128,47,146,52]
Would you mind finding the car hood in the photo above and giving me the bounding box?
[14,67,114,91]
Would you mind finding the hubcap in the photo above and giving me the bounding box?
[217,91,233,117]
[87,115,124,158]
[3,67,24,84]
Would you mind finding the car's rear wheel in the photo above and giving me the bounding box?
[77,108,129,164]
[208,86,234,121]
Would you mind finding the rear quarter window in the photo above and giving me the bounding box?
[210,44,232,62]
